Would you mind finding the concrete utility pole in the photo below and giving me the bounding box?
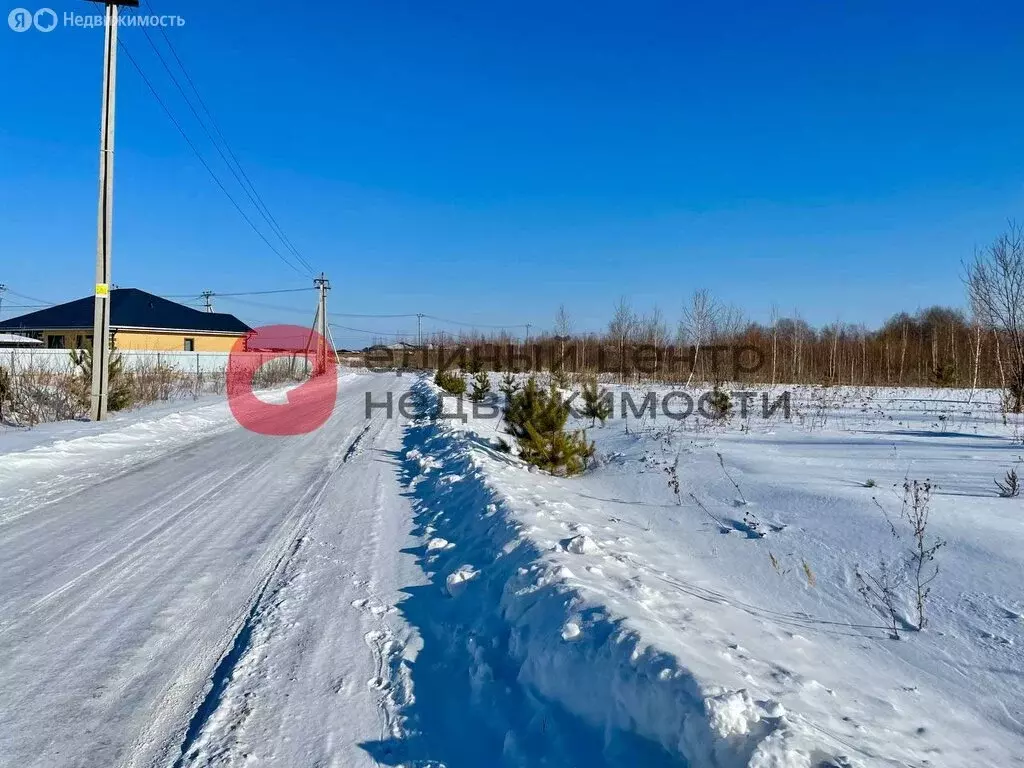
[0,285,6,320]
[416,313,424,347]
[88,0,137,421]
[314,273,330,374]
[201,290,215,313]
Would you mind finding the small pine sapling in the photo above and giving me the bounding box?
[581,376,612,426]
[706,387,732,420]
[552,367,571,389]
[434,368,466,395]
[469,371,491,403]
[504,377,594,476]
[499,371,520,399]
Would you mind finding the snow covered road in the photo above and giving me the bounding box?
[0,372,422,768]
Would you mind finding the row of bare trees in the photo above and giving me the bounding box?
[359,224,1024,407]
[365,301,994,389]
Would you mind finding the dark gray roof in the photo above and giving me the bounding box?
[0,288,251,334]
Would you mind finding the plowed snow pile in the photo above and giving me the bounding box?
[404,379,1022,767]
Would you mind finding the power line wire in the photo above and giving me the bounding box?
[217,288,315,297]
[421,313,524,330]
[329,323,414,337]
[329,312,418,319]
[144,0,315,275]
[217,296,315,314]
[131,6,316,276]
[6,289,55,305]
[160,287,314,299]
[117,38,312,279]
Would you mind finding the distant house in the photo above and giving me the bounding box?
[0,288,252,352]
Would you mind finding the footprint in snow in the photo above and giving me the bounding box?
[561,534,599,555]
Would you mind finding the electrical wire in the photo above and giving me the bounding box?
[131,4,316,277]
[159,287,315,299]
[328,312,419,319]
[217,288,315,297]
[329,323,414,337]
[5,289,55,305]
[117,39,312,279]
[217,296,315,314]
[421,313,525,330]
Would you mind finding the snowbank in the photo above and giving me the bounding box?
[400,380,823,767]
[399,378,1023,767]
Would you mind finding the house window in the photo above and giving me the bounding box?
[183,338,195,352]
[46,334,65,349]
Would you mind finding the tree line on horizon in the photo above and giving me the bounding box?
[364,223,1024,408]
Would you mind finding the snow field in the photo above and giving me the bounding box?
[404,378,1023,767]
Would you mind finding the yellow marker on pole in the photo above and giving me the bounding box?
[95,283,110,297]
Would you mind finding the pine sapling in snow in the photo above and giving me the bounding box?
[551,367,571,389]
[581,375,612,426]
[499,371,520,399]
[504,377,594,476]
[72,340,133,412]
[706,386,732,420]
[464,354,484,375]
[434,368,466,396]
[469,371,491,402]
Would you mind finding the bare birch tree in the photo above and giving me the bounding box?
[965,223,1024,411]
[679,289,720,387]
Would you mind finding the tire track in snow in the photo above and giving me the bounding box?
[0,460,268,638]
[0,416,237,528]
[167,416,390,768]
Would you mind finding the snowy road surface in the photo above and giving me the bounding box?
[0,372,422,768]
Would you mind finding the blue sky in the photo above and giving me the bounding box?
[2,0,1023,345]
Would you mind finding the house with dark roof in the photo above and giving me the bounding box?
[0,288,252,352]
